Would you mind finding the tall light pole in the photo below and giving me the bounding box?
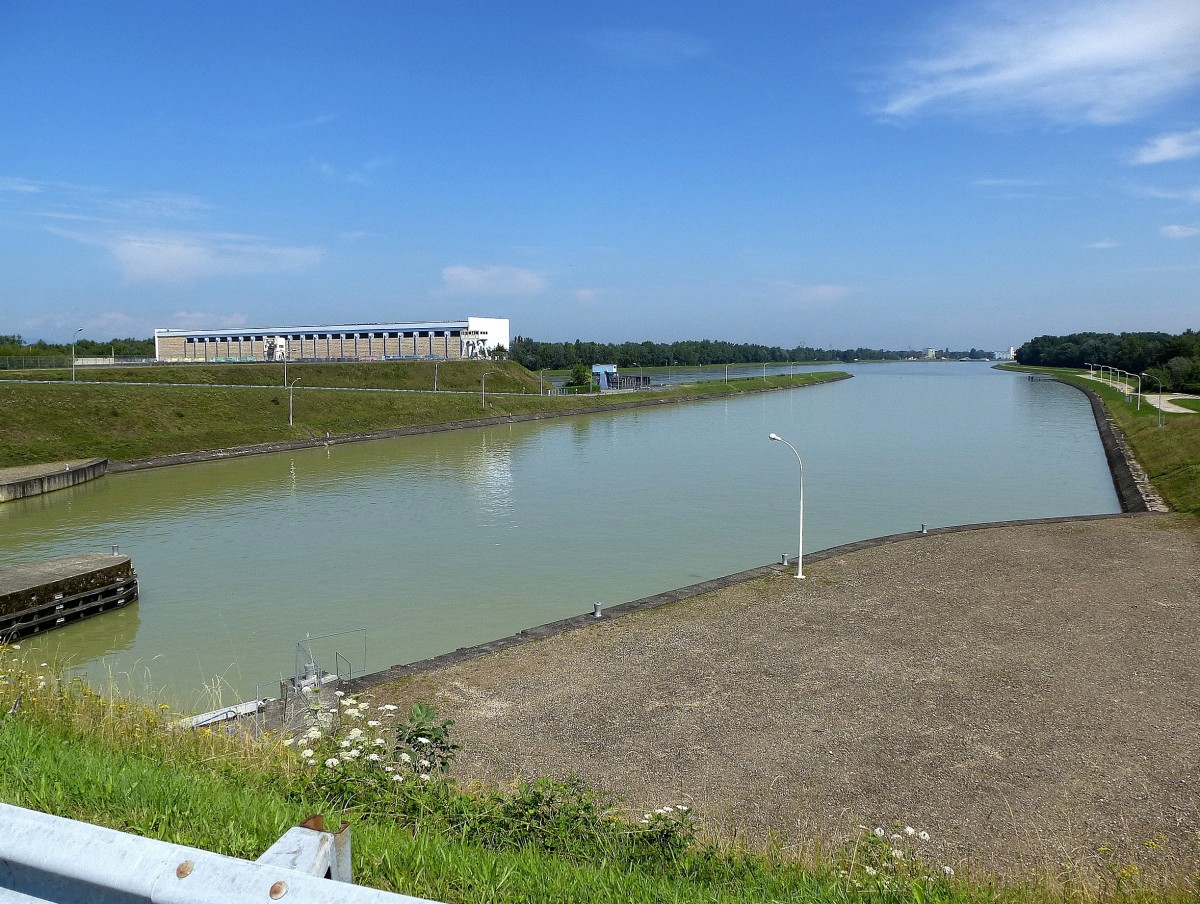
[288,377,301,426]
[1142,372,1164,428]
[282,343,288,388]
[481,370,495,410]
[725,363,729,384]
[539,369,545,395]
[635,362,643,388]
[71,328,83,382]
[434,359,439,392]
[768,432,805,579]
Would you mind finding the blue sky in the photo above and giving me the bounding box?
[3,1,1199,350]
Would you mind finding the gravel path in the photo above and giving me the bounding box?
[372,514,1200,881]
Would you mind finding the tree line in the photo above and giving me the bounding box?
[0,334,155,357]
[509,337,993,370]
[1015,329,1200,392]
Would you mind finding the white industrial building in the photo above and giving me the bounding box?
[153,317,510,363]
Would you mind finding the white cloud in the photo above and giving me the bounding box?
[1087,239,1120,249]
[439,264,547,296]
[1142,185,1200,203]
[774,282,852,307]
[312,157,391,184]
[1133,127,1200,164]
[170,311,248,329]
[51,227,322,282]
[0,177,43,193]
[1161,224,1200,239]
[880,1,1200,124]
[584,29,711,68]
[973,177,1044,187]
[110,192,210,220]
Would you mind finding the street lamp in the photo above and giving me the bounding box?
[481,370,496,410]
[288,377,301,426]
[768,432,805,579]
[634,362,643,388]
[725,363,729,384]
[539,369,545,395]
[71,328,83,383]
[1142,372,1164,428]
[434,359,439,392]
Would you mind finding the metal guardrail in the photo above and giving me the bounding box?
[0,803,442,903]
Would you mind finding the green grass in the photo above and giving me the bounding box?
[996,364,1200,515]
[0,661,1191,904]
[0,368,847,467]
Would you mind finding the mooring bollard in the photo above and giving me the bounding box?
[781,553,788,565]
[920,523,928,534]
[593,601,602,619]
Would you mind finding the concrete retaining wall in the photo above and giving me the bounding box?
[0,459,108,502]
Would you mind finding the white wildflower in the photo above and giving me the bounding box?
[282,738,294,746]
[873,827,885,838]
[400,752,412,763]
[391,774,404,782]
[865,866,878,876]
[367,753,381,762]
[347,727,363,739]
[346,749,360,760]
[420,773,431,782]
[904,826,915,836]
[300,749,314,758]
[419,759,431,768]
[918,830,930,841]
[416,736,430,744]
[942,866,954,877]
[382,704,399,711]
[373,738,386,747]
[334,690,345,697]
[367,720,381,727]
[324,757,340,768]
[891,849,905,859]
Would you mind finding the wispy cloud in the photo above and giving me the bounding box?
[773,282,852,307]
[1087,239,1120,249]
[439,264,547,296]
[583,29,711,68]
[880,1,1200,124]
[1133,126,1200,164]
[1161,224,1200,239]
[312,156,391,185]
[170,311,249,329]
[51,227,322,282]
[0,177,43,193]
[1141,185,1200,203]
[974,177,1045,188]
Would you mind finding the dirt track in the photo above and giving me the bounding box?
[373,514,1200,881]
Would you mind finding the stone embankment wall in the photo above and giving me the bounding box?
[0,459,108,503]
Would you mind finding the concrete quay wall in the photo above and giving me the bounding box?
[0,459,108,503]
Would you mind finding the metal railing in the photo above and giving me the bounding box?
[0,803,441,903]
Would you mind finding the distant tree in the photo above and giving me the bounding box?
[565,362,591,388]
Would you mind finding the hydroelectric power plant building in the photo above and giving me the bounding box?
[153,317,510,363]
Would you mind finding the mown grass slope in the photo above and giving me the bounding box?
[0,368,846,467]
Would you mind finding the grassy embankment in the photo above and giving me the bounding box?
[0,362,845,467]
[997,364,1200,514]
[1,659,1188,904]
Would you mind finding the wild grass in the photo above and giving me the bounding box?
[0,368,846,467]
[0,649,1194,903]
[997,364,1200,515]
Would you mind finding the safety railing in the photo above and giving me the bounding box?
[0,803,442,903]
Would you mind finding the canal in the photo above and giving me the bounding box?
[0,363,1119,707]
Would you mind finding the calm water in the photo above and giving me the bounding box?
[0,364,1118,706]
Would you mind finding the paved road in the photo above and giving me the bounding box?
[1082,373,1198,413]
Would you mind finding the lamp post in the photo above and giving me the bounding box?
[288,377,301,426]
[71,328,83,382]
[632,362,643,390]
[725,363,729,384]
[282,344,288,388]
[434,360,439,392]
[1142,372,1164,428]
[539,369,545,395]
[481,370,495,410]
[768,432,805,579]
